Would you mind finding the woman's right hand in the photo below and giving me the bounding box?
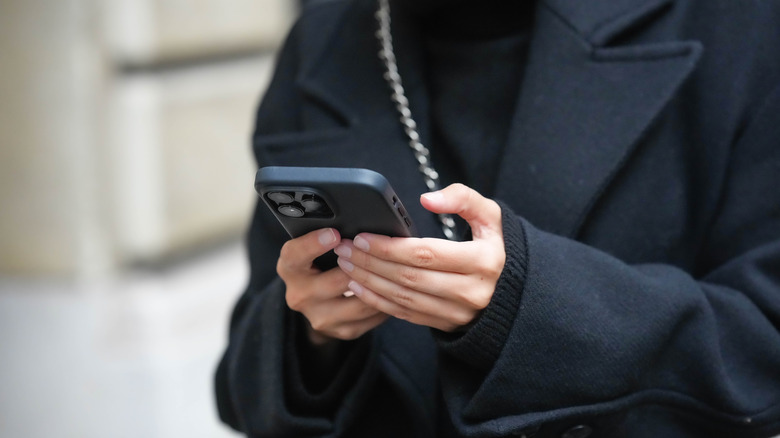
[277,228,389,345]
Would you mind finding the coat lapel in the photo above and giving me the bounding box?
[295,0,431,147]
[495,0,702,237]
[295,0,703,239]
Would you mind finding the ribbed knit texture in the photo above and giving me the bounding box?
[434,201,529,371]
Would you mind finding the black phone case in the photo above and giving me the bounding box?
[255,167,416,269]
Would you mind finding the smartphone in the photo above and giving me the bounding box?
[255,167,416,268]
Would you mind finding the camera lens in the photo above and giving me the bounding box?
[268,192,294,204]
[301,195,323,212]
[278,204,304,217]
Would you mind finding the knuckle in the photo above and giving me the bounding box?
[308,317,328,334]
[398,266,421,287]
[411,246,436,267]
[451,183,474,207]
[476,291,493,309]
[487,261,504,280]
[475,251,504,279]
[478,263,501,282]
[462,184,474,202]
[333,326,361,341]
[278,241,293,262]
[489,268,503,284]
[391,288,415,307]
[451,309,475,327]
[452,182,468,192]
[457,290,477,309]
[276,244,295,277]
[377,241,393,261]
[488,252,506,276]
[284,289,304,311]
[460,289,491,310]
[361,252,374,270]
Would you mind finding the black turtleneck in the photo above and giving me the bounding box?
[394,0,535,197]
[394,0,534,40]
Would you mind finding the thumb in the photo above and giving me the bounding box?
[420,183,502,239]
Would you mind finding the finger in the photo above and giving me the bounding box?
[346,234,490,274]
[348,282,465,332]
[319,312,390,341]
[305,293,385,331]
[341,260,475,321]
[283,266,351,312]
[335,243,467,298]
[278,228,341,275]
[311,267,354,300]
[420,183,502,239]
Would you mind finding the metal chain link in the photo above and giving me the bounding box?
[375,0,457,240]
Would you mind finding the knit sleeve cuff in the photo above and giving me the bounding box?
[434,201,529,371]
[284,310,374,415]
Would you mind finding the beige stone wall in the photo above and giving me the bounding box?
[108,58,273,262]
[0,0,294,276]
[0,0,104,275]
[104,0,295,64]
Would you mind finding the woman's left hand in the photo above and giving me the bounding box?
[334,183,505,332]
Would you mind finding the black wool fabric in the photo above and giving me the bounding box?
[396,0,536,196]
[394,0,534,40]
[426,34,530,195]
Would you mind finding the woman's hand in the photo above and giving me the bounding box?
[334,183,505,332]
[277,228,389,345]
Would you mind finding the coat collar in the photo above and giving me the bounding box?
[295,0,702,237]
[543,0,674,46]
[496,0,702,237]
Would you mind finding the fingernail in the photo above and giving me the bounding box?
[348,281,364,297]
[318,229,337,246]
[421,191,444,203]
[354,235,370,252]
[334,244,352,258]
[337,257,354,272]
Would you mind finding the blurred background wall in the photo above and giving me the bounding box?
[0,0,297,436]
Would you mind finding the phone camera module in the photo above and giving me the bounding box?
[267,192,294,204]
[278,204,305,218]
[267,190,334,219]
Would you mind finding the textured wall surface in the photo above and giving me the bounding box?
[0,1,292,436]
[0,0,291,276]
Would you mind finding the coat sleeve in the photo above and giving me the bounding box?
[434,84,780,436]
[214,9,385,436]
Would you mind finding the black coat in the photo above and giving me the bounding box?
[216,0,780,436]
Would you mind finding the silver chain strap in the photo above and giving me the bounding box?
[375,0,457,240]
